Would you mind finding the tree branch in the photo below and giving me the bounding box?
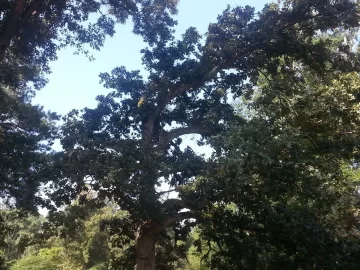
[154,211,195,233]
[167,65,221,101]
[156,188,179,196]
[162,198,189,210]
[141,41,268,145]
[157,125,213,150]
[141,8,321,150]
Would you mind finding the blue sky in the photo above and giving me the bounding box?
[33,0,269,116]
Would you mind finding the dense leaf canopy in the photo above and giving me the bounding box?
[52,0,360,269]
[1,0,360,269]
[193,67,360,269]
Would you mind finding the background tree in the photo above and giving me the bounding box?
[54,1,360,269]
[192,40,360,268]
[1,199,130,269]
[0,209,44,268]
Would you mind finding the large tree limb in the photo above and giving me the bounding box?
[162,198,189,210]
[141,65,221,148]
[141,1,333,153]
[153,211,195,234]
[141,41,266,142]
[156,188,179,196]
[167,65,221,101]
[158,2,341,107]
[157,125,213,150]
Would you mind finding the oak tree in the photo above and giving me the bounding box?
[55,1,360,269]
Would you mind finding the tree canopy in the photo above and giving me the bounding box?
[1,0,360,269]
[52,0,360,269]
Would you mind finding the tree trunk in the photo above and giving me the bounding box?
[134,212,193,270]
[135,225,156,270]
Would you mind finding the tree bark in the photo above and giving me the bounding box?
[135,223,156,270]
[135,211,195,269]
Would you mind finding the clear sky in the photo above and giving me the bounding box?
[32,0,269,117]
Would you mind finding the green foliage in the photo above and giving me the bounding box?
[42,201,128,270]
[52,0,360,268]
[10,248,62,270]
[3,0,360,269]
[175,229,207,270]
[0,0,178,88]
[1,201,131,270]
[0,101,59,211]
[0,0,178,211]
[192,42,360,268]
[0,210,44,265]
